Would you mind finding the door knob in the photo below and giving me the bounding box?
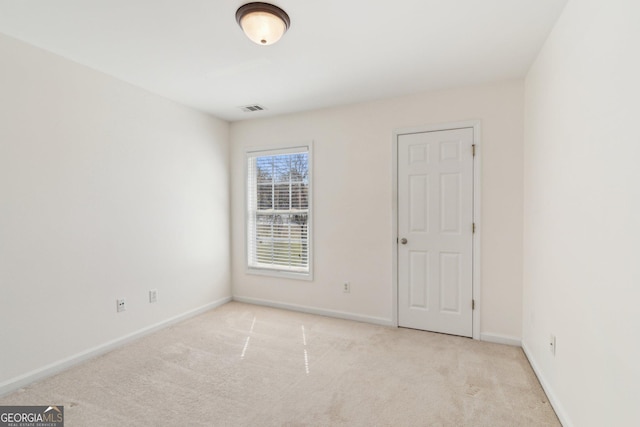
[400,238,408,245]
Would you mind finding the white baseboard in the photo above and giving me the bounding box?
[521,341,571,427]
[480,332,522,346]
[232,296,394,327]
[0,296,232,397]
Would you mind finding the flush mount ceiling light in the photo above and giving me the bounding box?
[236,2,290,46]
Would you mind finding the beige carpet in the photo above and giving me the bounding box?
[1,302,559,426]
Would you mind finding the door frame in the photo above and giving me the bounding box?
[392,120,481,340]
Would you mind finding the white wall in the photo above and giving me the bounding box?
[0,34,231,391]
[523,0,640,425]
[230,81,524,340]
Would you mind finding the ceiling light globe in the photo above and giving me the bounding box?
[236,3,290,46]
[241,11,286,45]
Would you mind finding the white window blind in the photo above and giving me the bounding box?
[247,146,310,275]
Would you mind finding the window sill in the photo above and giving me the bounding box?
[246,267,313,281]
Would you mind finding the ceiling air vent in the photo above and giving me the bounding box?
[239,104,266,113]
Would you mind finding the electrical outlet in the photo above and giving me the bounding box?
[343,281,350,293]
[549,334,556,356]
[149,289,158,303]
[116,298,126,313]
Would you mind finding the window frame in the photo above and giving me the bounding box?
[244,142,313,280]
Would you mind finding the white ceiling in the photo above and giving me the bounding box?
[0,0,567,121]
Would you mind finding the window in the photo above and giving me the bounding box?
[246,145,311,278]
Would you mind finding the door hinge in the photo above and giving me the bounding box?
[472,299,475,310]
[472,144,476,157]
[472,223,476,233]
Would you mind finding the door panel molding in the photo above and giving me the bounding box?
[392,120,481,339]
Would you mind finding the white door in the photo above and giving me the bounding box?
[397,128,474,337]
